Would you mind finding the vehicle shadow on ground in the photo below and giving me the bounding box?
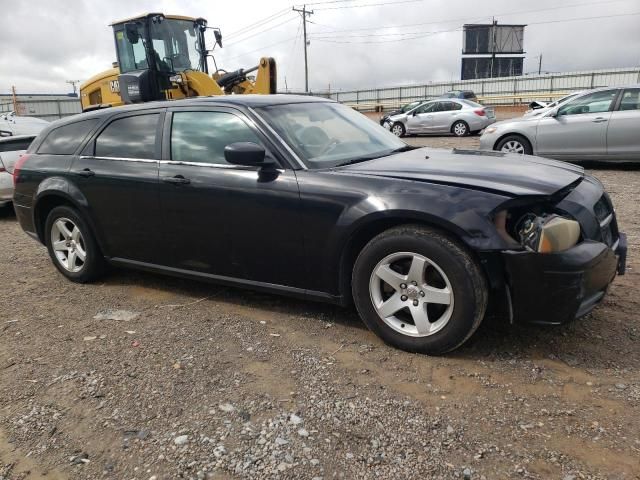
[102,266,612,364]
[0,204,16,219]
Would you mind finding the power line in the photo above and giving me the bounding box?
[225,8,291,39]
[224,16,298,47]
[313,0,422,10]
[220,36,298,63]
[309,0,631,33]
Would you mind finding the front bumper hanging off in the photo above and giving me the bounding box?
[502,233,627,325]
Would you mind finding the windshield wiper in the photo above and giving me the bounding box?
[333,145,416,168]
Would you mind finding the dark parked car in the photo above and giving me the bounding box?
[440,90,478,102]
[13,95,626,354]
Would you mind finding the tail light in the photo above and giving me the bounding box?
[474,109,486,116]
[13,153,30,187]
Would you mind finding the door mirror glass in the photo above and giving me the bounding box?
[224,142,268,166]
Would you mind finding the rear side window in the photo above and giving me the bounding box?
[37,119,99,155]
[618,88,640,111]
[0,137,33,153]
[95,114,159,159]
[463,91,475,99]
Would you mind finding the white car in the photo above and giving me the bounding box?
[0,112,49,137]
[0,135,36,207]
[523,91,585,118]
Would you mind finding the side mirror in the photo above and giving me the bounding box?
[124,23,139,44]
[224,142,271,167]
[547,108,559,118]
[214,30,223,48]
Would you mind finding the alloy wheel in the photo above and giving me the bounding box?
[501,140,525,154]
[453,122,467,136]
[369,252,454,337]
[391,124,404,136]
[50,217,87,273]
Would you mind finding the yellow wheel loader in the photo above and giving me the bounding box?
[80,13,276,111]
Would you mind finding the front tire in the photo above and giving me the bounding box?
[352,225,487,354]
[391,122,406,137]
[452,120,469,137]
[45,206,105,283]
[496,135,533,155]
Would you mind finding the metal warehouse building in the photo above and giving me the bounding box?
[0,93,82,121]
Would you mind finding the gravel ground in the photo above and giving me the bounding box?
[1,135,639,480]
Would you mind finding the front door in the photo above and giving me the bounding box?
[71,111,163,262]
[607,87,640,160]
[405,102,437,133]
[535,89,619,159]
[158,108,304,288]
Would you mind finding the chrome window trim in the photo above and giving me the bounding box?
[80,155,158,164]
[79,155,283,173]
[248,106,307,170]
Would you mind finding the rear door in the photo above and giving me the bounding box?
[157,107,304,287]
[429,101,461,132]
[606,87,640,160]
[535,89,618,159]
[71,110,163,262]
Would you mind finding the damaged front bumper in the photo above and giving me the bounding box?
[501,233,627,325]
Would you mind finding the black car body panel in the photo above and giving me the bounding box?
[13,95,625,326]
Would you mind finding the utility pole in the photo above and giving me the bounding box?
[293,5,314,92]
[66,80,80,96]
[538,54,543,75]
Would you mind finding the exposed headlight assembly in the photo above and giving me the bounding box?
[494,209,581,253]
[516,214,580,253]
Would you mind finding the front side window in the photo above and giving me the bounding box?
[256,102,406,169]
[38,119,99,155]
[414,102,436,114]
[171,111,262,165]
[114,27,148,73]
[95,114,159,159]
[618,88,640,111]
[558,90,618,116]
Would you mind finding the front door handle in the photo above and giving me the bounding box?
[592,117,608,123]
[162,175,190,185]
[75,168,95,178]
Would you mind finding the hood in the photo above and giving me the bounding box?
[336,147,584,197]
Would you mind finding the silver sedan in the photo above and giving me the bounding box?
[383,99,496,137]
[0,135,35,207]
[480,86,640,161]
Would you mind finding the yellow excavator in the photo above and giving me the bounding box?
[80,13,277,111]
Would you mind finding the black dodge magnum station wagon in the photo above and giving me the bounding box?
[13,95,626,354]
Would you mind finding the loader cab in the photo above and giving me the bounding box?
[111,13,210,103]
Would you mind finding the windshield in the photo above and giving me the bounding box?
[256,102,407,169]
[401,101,421,112]
[548,93,579,108]
[149,19,202,72]
[115,18,203,74]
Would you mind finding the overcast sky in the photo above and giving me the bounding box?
[1,0,639,95]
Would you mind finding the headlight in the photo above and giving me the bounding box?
[494,209,580,253]
[484,126,498,134]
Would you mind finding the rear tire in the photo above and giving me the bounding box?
[352,225,487,354]
[45,206,105,283]
[451,121,469,137]
[496,135,533,155]
[391,122,406,137]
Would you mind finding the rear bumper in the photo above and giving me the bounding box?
[503,236,625,325]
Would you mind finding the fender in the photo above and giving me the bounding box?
[32,177,110,256]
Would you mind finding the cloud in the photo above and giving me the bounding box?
[1,0,638,94]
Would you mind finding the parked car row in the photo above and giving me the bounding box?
[480,85,640,161]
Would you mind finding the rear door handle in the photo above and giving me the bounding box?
[592,117,608,123]
[75,168,95,178]
[162,175,190,185]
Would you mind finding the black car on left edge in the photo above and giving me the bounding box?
[13,95,626,354]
